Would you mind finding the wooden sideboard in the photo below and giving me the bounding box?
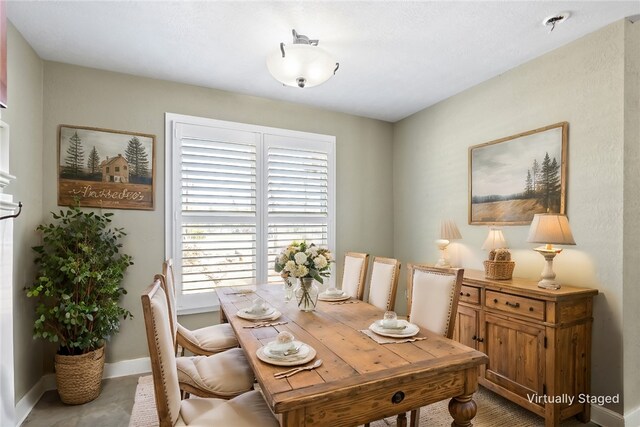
[453,269,598,427]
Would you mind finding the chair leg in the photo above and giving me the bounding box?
[396,412,407,427]
[409,409,419,427]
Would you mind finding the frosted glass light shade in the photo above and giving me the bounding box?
[527,214,576,245]
[481,228,507,250]
[267,44,337,88]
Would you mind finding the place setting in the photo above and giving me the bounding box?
[361,311,426,344]
[257,331,318,367]
[236,297,282,322]
[318,286,351,302]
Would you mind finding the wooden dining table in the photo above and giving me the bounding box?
[217,284,488,427]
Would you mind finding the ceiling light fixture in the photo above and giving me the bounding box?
[267,29,339,88]
[543,12,570,33]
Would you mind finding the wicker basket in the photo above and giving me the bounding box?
[55,346,105,405]
[483,260,515,280]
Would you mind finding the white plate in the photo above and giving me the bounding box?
[368,319,420,338]
[318,292,350,301]
[236,308,281,321]
[256,342,317,366]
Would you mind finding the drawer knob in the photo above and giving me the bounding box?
[391,391,405,404]
[472,335,477,341]
[505,301,520,308]
[529,307,534,311]
[493,298,498,303]
[460,292,471,297]
[477,337,484,343]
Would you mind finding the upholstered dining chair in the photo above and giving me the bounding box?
[141,280,278,427]
[153,275,254,399]
[340,252,370,300]
[405,264,464,427]
[162,259,239,356]
[366,257,401,311]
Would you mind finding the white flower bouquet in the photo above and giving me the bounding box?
[274,241,333,310]
[274,241,333,283]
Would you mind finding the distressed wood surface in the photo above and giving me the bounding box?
[218,284,488,427]
[455,270,597,427]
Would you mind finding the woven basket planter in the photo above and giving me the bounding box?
[55,346,105,405]
[483,260,515,280]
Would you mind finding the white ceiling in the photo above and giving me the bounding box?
[7,1,640,122]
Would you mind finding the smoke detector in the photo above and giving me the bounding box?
[543,12,571,32]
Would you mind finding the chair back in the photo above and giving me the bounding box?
[341,252,369,300]
[406,265,463,338]
[141,279,182,427]
[160,259,179,345]
[367,257,401,311]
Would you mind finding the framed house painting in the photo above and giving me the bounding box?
[57,125,156,210]
[468,122,568,225]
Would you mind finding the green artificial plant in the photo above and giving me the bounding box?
[26,206,133,356]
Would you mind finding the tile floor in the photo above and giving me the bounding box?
[21,375,139,427]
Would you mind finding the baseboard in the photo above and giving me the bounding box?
[15,357,150,426]
[625,403,640,427]
[591,404,625,427]
[103,357,151,379]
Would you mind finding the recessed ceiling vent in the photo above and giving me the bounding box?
[543,12,570,32]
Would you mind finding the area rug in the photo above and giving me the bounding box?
[129,375,588,426]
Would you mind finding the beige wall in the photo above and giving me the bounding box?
[4,24,44,403]
[41,62,394,365]
[393,21,627,413]
[623,19,640,417]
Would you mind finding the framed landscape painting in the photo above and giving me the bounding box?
[468,122,568,225]
[58,125,155,210]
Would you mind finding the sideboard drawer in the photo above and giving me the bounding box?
[485,290,545,321]
[459,285,481,305]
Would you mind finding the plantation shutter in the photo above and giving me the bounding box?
[167,114,335,311]
[175,123,260,295]
[264,134,334,285]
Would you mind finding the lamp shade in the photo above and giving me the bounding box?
[267,44,337,88]
[440,219,462,240]
[527,214,576,245]
[481,227,507,250]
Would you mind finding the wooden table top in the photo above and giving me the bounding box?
[217,284,488,418]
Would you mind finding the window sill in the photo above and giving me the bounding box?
[177,290,220,315]
[177,304,220,316]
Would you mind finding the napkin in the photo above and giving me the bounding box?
[360,329,427,345]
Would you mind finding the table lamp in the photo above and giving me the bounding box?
[527,213,576,289]
[435,219,462,268]
[481,227,507,252]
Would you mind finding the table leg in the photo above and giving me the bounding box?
[448,394,477,427]
[396,412,407,427]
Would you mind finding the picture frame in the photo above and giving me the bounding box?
[57,125,156,210]
[468,122,568,225]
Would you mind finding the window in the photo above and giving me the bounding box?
[166,114,335,313]
[115,166,120,172]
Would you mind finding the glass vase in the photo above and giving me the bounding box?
[283,277,294,303]
[294,277,319,312]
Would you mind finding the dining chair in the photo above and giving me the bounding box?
[405,264,464,427]
[162,259,239,355]
[366,257,401,311]
[141,280,279,427]
[154,275,254,399]
[340,252,369,300]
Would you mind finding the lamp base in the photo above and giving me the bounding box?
[435,259,450,268]
[537,278,561,290]
[534,246,563,290]
[435,239,450,268]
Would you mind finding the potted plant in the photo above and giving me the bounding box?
[26,206,133,404]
